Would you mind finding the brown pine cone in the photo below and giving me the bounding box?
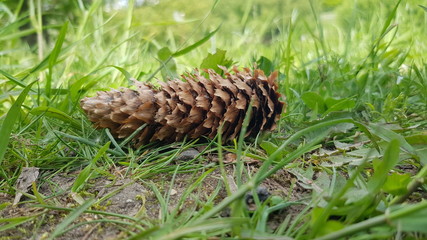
[80,67,285,146]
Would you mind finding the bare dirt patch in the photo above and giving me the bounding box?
[0,162,310,239]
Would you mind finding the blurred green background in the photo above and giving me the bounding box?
[2,0,425,121]
[2,0,425,76]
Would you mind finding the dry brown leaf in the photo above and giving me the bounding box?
[13,167,39,205]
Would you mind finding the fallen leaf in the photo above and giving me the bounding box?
[13,167,39,205]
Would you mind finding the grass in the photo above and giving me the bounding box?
[1,0,427,239]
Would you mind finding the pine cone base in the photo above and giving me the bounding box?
[81,67,285,146]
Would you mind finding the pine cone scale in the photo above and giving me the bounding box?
[81,67,285,145]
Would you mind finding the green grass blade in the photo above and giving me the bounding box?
[217,125,232,197]
[23,54,50,81]
[127,226,161,240]
[46,21,68,97]
[30,106,81,129]
[314,200,427,240]
[52,130,124,157]
[48,198,95,240]
[367,139,400,193]
[160,218,248,240]
[172,24,221,57]
[0,28,35,42]
[32,182,47,205]
[34,204,139,222]
[368,123,416,155]
[391,163,427,205]
[71,141,111,193]
[21,33,87,82]
[378,0,402,40]
[145,181,167,223]
[236,100,253,187]
[119,123,147,147]
[0,15,30,38]
[258,118,359,181]
[104,129,126,155]
[108,65,133,83]
[0,216,35,232]
[0,81,36,166]
[48,22,69,67]
[0,69,27,88]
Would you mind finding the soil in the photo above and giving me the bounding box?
[0,152,310,240]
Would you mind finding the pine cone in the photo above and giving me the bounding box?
[80,67,285,146]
